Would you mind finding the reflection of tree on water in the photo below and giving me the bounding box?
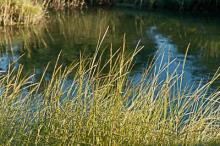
[148,13,220,82]
[0,9,220,86]
[0,45,20,72]
[147,26,194,86]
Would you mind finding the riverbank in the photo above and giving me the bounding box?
[0,2,220,145]
[0,0,87,26]
[87,0,220,11]
[0,0,45,26]
[1,0,220,26]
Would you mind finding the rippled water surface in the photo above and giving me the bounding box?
[1,9,220,87]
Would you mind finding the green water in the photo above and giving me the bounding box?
[0,8,220,87]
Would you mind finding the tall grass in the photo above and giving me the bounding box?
[0,0,45,26]
[0,0,219,26]
[0,29,219,145]
[43,0,86,10]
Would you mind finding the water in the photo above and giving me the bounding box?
[0,8,220,88]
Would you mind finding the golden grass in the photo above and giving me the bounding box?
[43,0,86,10]
[0,0,45,26]
[0,29,219,145]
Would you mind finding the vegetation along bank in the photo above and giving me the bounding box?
[1,0,220,26]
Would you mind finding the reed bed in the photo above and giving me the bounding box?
[0,29,219,145]
[43,0,86,10]
[0,0,219,26]
[0,0,45,26]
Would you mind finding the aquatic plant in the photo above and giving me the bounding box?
[0,0,45,26]
[0,29,219,145]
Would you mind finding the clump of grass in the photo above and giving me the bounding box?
[0,0,45,26]
[0,29,219,145]
[86,0,115,6]
[43,0,86,10]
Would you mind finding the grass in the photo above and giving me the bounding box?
[43,0,86,10]
[0,0,87,26]
[0,29,219,145]
[0,0,219,26]
[0,0,45,26]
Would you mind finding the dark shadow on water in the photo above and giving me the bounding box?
[0,8,220,89]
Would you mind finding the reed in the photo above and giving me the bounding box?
[43,0,86,10]
[0,29,219,145]
[0,0,45,26]
[0,0,219,26]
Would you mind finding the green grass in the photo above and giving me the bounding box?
[0,29,219,145]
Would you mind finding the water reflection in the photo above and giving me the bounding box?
[0,9,220,87]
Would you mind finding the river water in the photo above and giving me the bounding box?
[0,8,220,88]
